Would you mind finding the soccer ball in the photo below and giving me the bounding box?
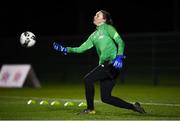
[20,31,36,47]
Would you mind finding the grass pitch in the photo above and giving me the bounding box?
[0,84,180,120]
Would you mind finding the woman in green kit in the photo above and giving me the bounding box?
[53,10,146,115]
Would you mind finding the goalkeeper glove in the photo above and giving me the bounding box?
[53,42,67,55]
[112,55,125,69]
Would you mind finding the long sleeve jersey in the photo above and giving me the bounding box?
[67,23,125,64]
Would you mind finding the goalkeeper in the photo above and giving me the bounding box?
[53,10,146,115]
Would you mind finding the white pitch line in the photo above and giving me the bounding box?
[0,96,180,107]
[139,102,180,107]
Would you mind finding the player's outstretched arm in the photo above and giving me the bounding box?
[53,42,67,55]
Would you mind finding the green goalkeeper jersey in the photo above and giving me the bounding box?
[67,23,125,64]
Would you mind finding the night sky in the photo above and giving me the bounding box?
[0,0,179,37]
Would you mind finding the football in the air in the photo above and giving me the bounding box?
[20,31,36,47]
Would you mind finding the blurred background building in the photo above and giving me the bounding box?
[0,0,179,86]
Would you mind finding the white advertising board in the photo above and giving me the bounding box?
[0,64,40,88]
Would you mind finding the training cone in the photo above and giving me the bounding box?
[78,102,87,107]
[64,101,74,107]
[39,100,49,105]
[50,101,61,106]
[27,99,36,105]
